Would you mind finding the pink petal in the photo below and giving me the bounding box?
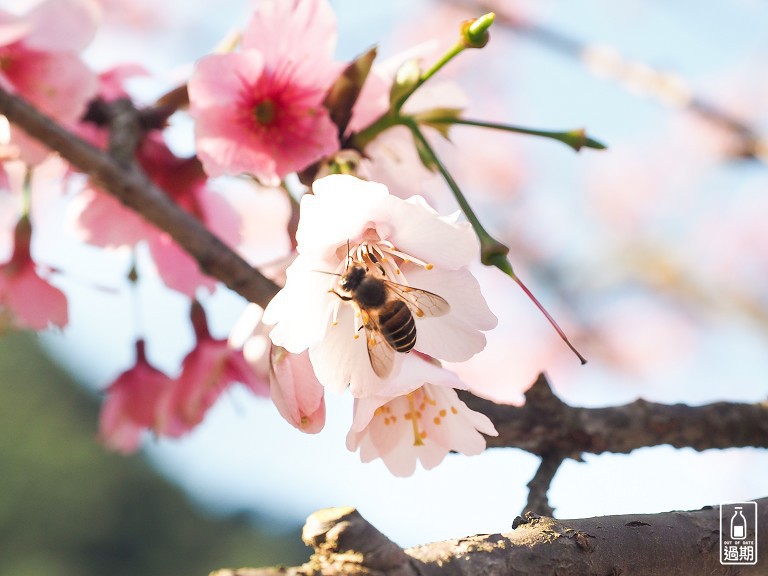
[188,51,266,110]
[98,341,174,453]
[270,347,326,433]
[241,0,337,76]
[25,0,100,53]
[147,233,217,297]
[7,51,97,121]
[0,11,31,46]
[67,187,151,247]
[3,265,67,329]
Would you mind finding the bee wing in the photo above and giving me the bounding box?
[383,281,450,318]
[361,310,395,378]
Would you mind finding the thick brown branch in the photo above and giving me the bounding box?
[0,87,280,307]
[214,501,768,575]
[460,373,768,456]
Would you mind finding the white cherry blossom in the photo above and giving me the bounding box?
[263,174,496,397]
[346,373,498,477]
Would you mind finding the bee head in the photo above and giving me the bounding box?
[340,265,366,292]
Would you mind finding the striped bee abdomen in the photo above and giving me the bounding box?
[378,300,417,352]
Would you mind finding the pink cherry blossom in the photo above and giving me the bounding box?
[0,216,67,330]
[157,302,270,436]
[229,303,326,433]
[346,376,497,477]
[68,132,242,296]
[188,0,341,184]
[269,346,326,433]
[0,0,99,163]
[262,174,497,398]
[98,339,174,454]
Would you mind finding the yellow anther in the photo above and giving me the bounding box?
[439,409,447,417]
[353,334,360,340]
[425,263,433,270]
[450,406,458,414]
[433,417,441,425]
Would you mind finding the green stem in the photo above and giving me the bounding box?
[405,118,587,365]
[393,41,466,113]
[403,118,505,259]
[349,112,401,152]
[423,117,607,151]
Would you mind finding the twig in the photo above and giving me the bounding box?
[0,87,281,308]
[524,454,564,516]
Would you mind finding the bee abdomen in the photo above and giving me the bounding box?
[379,300,417,352]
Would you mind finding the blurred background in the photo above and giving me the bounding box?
[2,0,768,573]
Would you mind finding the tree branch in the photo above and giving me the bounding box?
[212,501,768,575]
[0,87,281,308]
[524,454,564,516]
[459,373,768,456]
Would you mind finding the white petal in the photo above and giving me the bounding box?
[408,267,498,330]
[263,254,336,353]
[308,304,377,395]
[379,431,419,477]
[403,267,496,361]
[383,194,479,269]
[297,175,389,254]
[228,303,264,348]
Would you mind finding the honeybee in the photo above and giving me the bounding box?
[330,262,450,378]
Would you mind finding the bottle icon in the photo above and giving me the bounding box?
[731,507,747,540]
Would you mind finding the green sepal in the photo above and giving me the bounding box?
[413,107,464,140]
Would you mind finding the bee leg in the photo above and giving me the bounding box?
[329,289,352,301]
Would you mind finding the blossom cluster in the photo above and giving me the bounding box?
[0,0,500,476]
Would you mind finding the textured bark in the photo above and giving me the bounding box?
[213,501,767,575]
[460,373,768,457]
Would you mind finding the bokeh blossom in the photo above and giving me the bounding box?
[188,0,341,184]
[157,302,270,436]
[263,174,497,398]
[68,131,242,296]
[0,0,98,163]
[98,339,174,454]
[0,216,67,330]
